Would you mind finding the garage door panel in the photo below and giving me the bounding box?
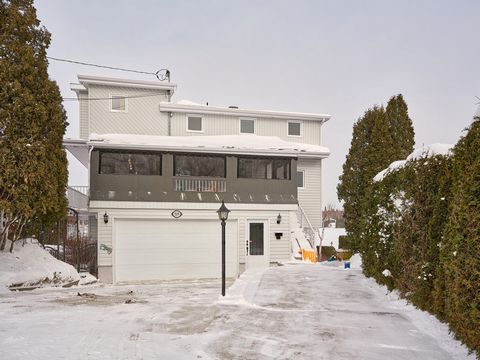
[114,219,238,282]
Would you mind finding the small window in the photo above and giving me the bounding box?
[240,118,255,134]
[99,151,161,175]
[297,170,305,188]
[238,157,290,180]
[111,95,126,112]
[187,116,203,132]
[174,154,225,177]
[288,121,302,136]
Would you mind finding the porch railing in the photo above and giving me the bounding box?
[69,186,89,196]
[174,178,227,193]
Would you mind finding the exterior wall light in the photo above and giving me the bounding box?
[277,213,282,224]
[103,212,109,224]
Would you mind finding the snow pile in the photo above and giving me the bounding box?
[374,143,453,182]
[349,253,362,269]
[88,133,330,157]
[176,99,203,106]
[78,271,98,286]
[0,239,80,292]
[217,268,266,307]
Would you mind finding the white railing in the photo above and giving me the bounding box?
[69,186,89,196]
[297,204,323,251]
[67,187,89,211]
[174,178,227,193]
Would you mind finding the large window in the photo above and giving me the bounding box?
[187,115,203,132]
[99,151,161,175]
[174,154,225,177]
[238,157,290,180]
[297,170,305,188]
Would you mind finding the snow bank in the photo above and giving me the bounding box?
[374,143,453,182]
[0,239,80,292]
[349,253,362,269]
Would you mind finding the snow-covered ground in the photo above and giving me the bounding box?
[0,262,474,359]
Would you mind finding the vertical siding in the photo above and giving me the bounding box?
[170,113,322,145]
[297,159,322,227]
[87,86,169,137]
[79,91,89,139]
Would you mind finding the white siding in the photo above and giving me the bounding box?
[82,85,170,138]
[297,158,322,227]
[170,113,322,145]
[78,91,89,139]
[91,205,294,268]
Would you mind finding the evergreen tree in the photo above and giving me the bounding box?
[0,0,68,252]
[440,117,480,354]
[385,94,415,159]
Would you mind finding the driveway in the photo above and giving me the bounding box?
[0,263,472,360]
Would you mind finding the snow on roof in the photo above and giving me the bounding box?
[374,143,453,182]
[88,133,330,158]
[176,99,204,106]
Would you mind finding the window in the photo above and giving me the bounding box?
[187,116,203,132]
[287,121,302,136]
[297,170,305,188]
[111,95,126,112]
[240,118,255,134]
[238,157,290,180]
[174,154,225,177]
[99,151,161,175]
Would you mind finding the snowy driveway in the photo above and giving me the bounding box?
[0,263,472,360]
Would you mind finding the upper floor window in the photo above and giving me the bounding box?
[287,121,302,137]
[240,118,255,134]
[99,151,161,175]
[296,170,305,188]
[111,95,127,112]
[174,154,225,177]
[187,115,203,132]
[238,157,290,180]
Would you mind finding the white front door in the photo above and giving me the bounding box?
[246,220,268,269]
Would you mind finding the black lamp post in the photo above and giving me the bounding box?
[216,200,230,296]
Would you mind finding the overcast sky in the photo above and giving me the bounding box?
[35,0,480,208]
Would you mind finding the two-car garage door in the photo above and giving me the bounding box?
[114,219,238,282]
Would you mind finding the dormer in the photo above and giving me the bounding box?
[70,75,177,139]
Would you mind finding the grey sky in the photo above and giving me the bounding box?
[34,0,480,208]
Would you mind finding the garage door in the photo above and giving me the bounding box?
[114,219,238,282]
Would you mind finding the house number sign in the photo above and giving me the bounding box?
[171,210,183,219]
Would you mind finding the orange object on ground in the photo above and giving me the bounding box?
[301,249,317,263]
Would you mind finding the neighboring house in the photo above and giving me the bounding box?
[65,75,331,283]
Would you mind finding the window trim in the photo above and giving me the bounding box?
[186,114,204,133]
[173,152,226,178]
[110,94,127,113]
[287,120,303,137]
[239,117,256,134]
[297,169,306,189]
[237,156,292,180]
[98,149,162,176]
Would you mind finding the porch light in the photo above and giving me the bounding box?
[217,201,230,221]
[217,200,230,297]
[277,213,282,224]
[103,212,109,224]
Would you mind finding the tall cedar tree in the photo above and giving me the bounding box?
[441,117,480,354]
[0,0,68,252]
[385,94,415,159]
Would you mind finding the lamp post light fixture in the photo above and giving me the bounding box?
[216,200,230,296]
[103,212,109,224]
[277,213,282,224]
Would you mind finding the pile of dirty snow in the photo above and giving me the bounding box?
[0,239,80,292]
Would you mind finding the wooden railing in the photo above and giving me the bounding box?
[174,178,227,193]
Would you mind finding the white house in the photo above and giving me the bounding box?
[65,75,330,283]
